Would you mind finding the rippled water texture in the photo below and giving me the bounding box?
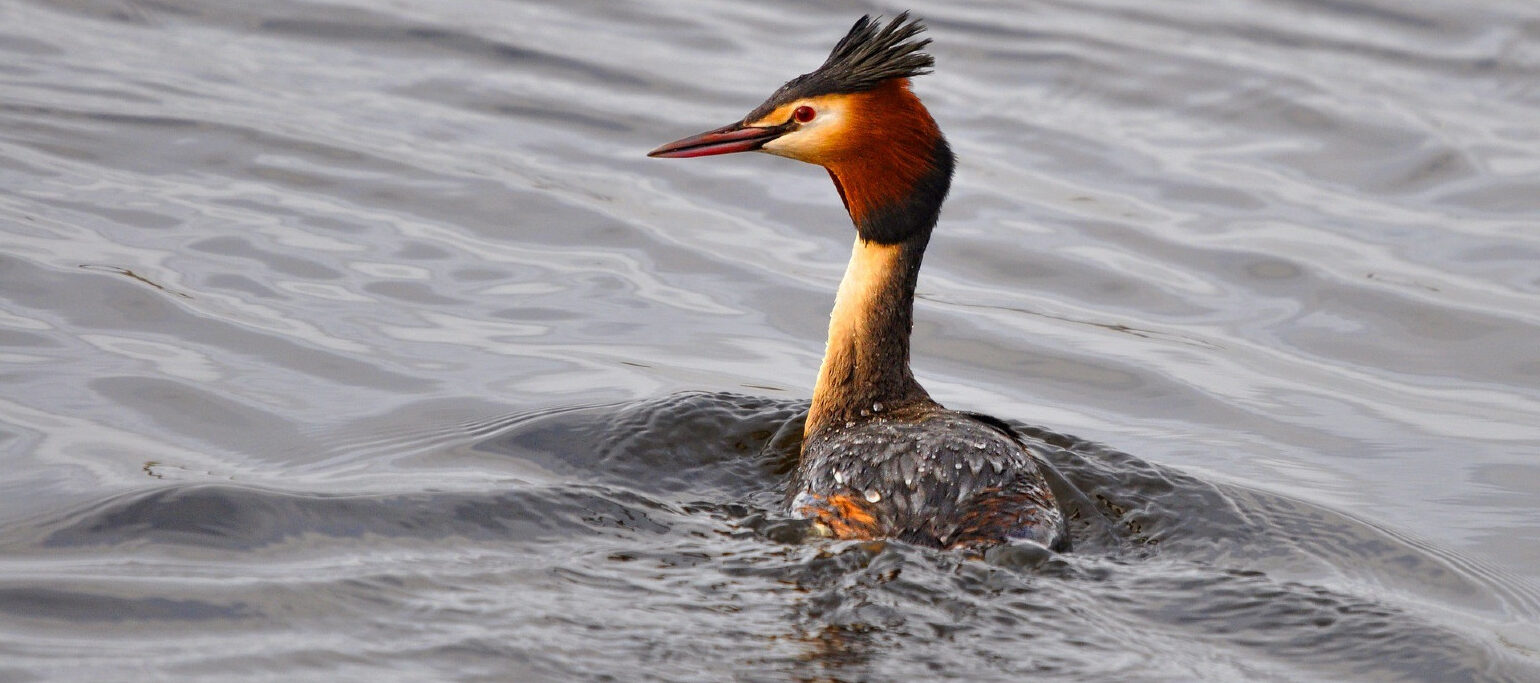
[2,0,1539,679]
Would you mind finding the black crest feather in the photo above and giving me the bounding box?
[815,12,934,92]
[745,13,935,122]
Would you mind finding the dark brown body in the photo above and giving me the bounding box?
[793,403,1068,550]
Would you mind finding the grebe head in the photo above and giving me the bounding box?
[649,13,954,244]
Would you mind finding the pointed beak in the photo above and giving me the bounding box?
[648,121,789,159]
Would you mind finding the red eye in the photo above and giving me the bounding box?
[793,106,816,123]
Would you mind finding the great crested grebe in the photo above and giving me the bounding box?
[650,13,1068,552]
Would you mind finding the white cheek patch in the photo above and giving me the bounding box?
[761,108,843,160]
[759,136,799,158]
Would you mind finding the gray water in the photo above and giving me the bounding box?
[2,0,1539,680]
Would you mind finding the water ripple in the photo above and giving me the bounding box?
[2,0,1539,678]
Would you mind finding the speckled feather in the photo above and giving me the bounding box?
[790,403,1068,551]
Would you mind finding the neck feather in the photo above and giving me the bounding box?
[803,78,955,438]
[824,79,953,244]
[807,235,933,435]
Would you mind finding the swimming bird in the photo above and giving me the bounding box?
[649,14,1068,552]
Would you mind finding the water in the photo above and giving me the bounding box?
[2,0,1538,679]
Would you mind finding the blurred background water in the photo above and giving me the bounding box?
[2,0,1539,679]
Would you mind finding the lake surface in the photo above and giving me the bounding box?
[2,0,1539,679]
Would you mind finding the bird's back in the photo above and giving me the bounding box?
[790,404,1068,551]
